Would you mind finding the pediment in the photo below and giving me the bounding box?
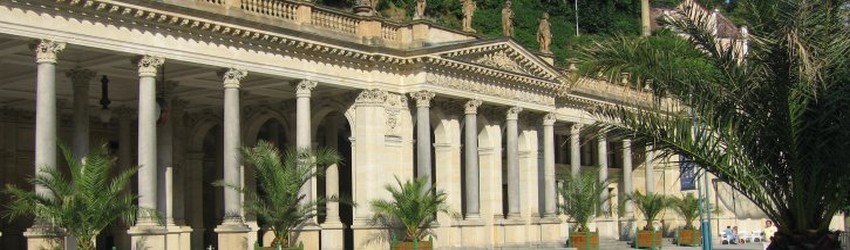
[435,41,561,81]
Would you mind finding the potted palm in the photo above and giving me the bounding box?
[3,144,141,250]
[629,191,672,249]
[370,176,455,250]
[557,168,611,250]
[671,193,701,246]
[219,141,341,250]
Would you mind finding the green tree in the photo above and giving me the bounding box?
[557,168,612,232]
[220,141,341,248]
[671,193,700,229]
[3,144,140,250]
[579,0,850,248]
[628,191,673,231]
[369,176,456,242]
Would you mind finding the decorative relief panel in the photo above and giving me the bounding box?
[425,74,554,106]
[383,92,407,137]
[472,50,529,75]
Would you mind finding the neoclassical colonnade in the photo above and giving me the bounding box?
[23,38,673,250]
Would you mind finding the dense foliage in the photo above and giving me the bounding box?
[557,168,612,232]
[580,0,850,248]
[314,0,747,66]
[221,141,341,247]
[628,191,673,231]
[671,193,700,229]
[3,144,140,250]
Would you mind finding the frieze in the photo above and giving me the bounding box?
[355,88,387,105]
[472,50,529,75]
[425,74,554,106]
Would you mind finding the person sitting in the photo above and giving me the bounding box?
[733,226,745,244]
[723,226,739,244]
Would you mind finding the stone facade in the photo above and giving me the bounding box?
[0,0,843,250]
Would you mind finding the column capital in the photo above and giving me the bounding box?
[464,99,483,114]
[506,106,522,120]
[32,40,66,64]
[132,55,165,77]
[65,68,97,88]
[294,80,318,97]
[217,68,247,89]
[409,90,436,108]
[355,88,387,105]
[542,113,556,126]
[571,123,583,133]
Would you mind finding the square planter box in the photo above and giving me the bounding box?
[675,229,702,246]
[391,240,433,250]
[568,231,599,250]
[635,230,663,249]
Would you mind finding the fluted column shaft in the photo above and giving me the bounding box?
[135,56,164,224]
[295,80,317,207]
[411,91,435,189]
[570,124,582,176]
[645,146,655,194]
[157,81,177,225]
[33,41,65,199]
[506,107,522,218]
[464,100,482,218]
[324,121,341,224]
[221,69,247,223]
[622,139,633,215]
[543,114,556,217]
[67,68,95,161]
[598,136,609,214]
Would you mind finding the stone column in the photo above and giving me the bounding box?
[411,90,435,188]
[645,146,655,194]
[215,68,250,249]
[506,107,522,219]
[25,39,66,249]
[134,55,164,223]
[598,135,609,214]
[115,106,134,249]
[570,124,582,176]
[351,89,387,248]
[542,113,557,218]
[156,80,177,226]
[67,68,96,161]
[464,100,482,219]
[128,55,167,249]
[295,80,317,205]
[622,139,633,214]
[321,118,344,250]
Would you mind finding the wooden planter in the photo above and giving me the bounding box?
[254,242,304,250]
[568,231,599,250]
[675,229,701,246]
[635,230,663,249]
[391,240,433,250]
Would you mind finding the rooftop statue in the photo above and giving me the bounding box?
[461,0,477,33]
[414,0,426,19]
[502,0,514,37]
[537,13,552,53]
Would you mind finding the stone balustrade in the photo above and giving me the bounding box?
[163,0,476,48]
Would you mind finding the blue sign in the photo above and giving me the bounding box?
[680,155,697,191]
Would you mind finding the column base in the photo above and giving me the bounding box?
[293,223,321,250]
[178,226,193,250]
[495,216,527,247]
[127,224,167,250]
[351,220,388,250]
[536,217,563,248]
[245,221,260,248]
[454,217,488,248]
[24,225,63,250]
[320,221,346,250]
[214,222,251,250]
[165,224,182,250]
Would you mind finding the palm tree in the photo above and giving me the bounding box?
[578,0,850,248]
[369,176,455,243]
[221,141,341,248]
[557,168,612,233]
[628,191,673,231]
[671,193,700,230]
[3,144,140,250]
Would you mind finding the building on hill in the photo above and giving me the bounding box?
[0,0,842,249]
